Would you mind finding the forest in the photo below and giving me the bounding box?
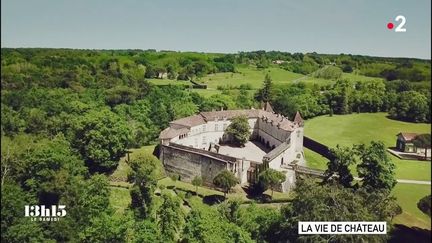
[1,48,430,242]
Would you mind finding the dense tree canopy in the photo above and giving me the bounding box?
[128,154,159,219]
[73,109,132,172]
[324,145,355,188]
[355,141,397,192]
[275,179,401,242]
[0,48,427,241]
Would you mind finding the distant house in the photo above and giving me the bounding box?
[396,132,418,152]
[272,60,285,65]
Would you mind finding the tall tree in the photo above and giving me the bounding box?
[213,170,238,198]
[255,73,273,102]
[257,168,286,198]
[157,193,184,242]
[275,179,401,242]
[73,109,131,172]
[355,141,397,192]
[413,134,431,160]
[324,145,355,188]
[128,154,159,219]
[225,115,251,147]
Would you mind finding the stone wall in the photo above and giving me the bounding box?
[160,144,236,184]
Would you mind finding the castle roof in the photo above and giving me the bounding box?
[159,127,190,139]
[260,111,295,131]
[200,109,261,121]
[263,102,274,113]
[163,103,297,138]
[263,141,291,161]
[169,114,206,127]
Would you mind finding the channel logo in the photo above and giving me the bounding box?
[24,205,66,222]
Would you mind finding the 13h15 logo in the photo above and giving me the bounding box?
[25,205,66,222]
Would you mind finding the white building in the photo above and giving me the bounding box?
[159,102,305,192]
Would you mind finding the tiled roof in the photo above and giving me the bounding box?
[263,142,291,161]
[397,132,419,142]
[163,103,297,137]
[159,127,190,139]
[169,114,206,128]
[264,102,274,113]
[260,110,295,131]
[200,109,261,121]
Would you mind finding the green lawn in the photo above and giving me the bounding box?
[304,113,431,181]
[198,66,383,90]
[392,183,431,229]
[147,66,384,97]
[147,78,190,86]
[304,148,431,230]
[198,66,304,90]
[109,186,131,216]
[304,148,328,170]
[157,177,291,202]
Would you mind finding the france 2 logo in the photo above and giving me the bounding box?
[387,15,406,32]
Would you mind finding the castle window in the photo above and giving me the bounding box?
[202,136,207,145]
[297,130,300,138]
[203,125,206,132]
[215,124,219,131]
[281,157,284,165]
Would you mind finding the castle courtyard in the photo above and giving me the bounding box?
[218,141,269,163]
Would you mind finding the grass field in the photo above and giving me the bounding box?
[392,184,431,229]
[303,112,431,230]
[304,112,431,181]
[109,186,130,216]
[304,147,432,230]
[148,66,384,98]
[199,66,304,90]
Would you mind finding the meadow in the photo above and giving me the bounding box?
[392,183,431,229]
[147,65,384,98]
[304,112,431,181]
[303,112,431,230]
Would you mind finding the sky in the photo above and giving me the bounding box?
[1,0,431,59]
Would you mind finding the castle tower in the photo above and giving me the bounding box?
[261,101,274,113]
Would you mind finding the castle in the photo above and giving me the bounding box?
[158,102,305,192]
